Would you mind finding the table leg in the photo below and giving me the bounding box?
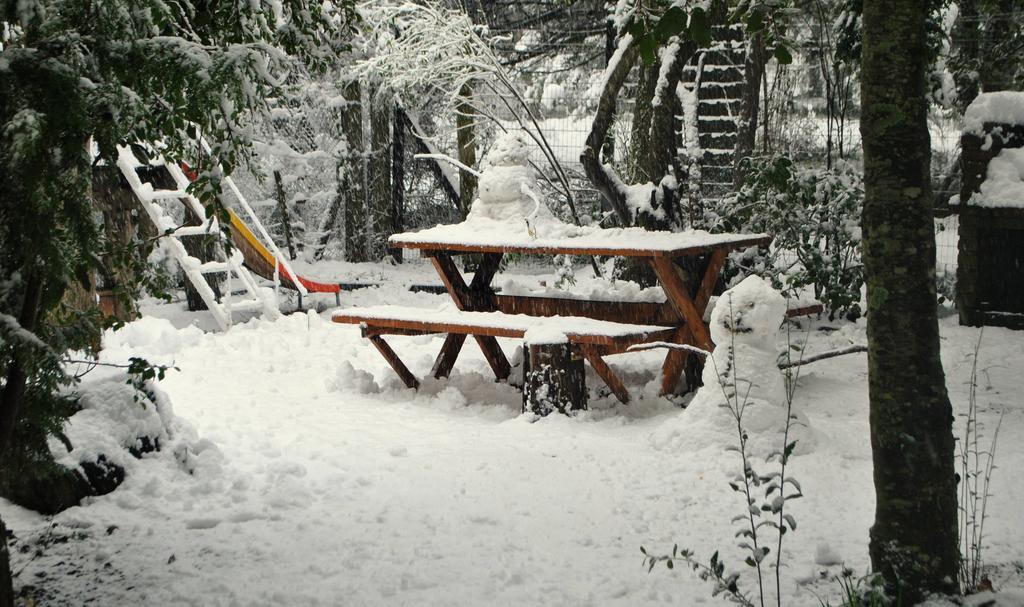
[426,251,511,381]
[650,250,729,396]
[650,256,713,351]
[659,327,691,395]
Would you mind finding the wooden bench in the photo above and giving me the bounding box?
[332,305,677,403]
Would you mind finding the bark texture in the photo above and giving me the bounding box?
[340,82,367,262]
[0,516,11,607]
[860,0,959,600]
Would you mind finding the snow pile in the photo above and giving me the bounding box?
[326,360,381,394]
[47,373,221,488]
[964,91,1024,134]
[467,131,559,234]
[103,315,204,359]
[651,276,815,456]
[972,147,1024,208]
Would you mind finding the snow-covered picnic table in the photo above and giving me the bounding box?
[334,221,772,403]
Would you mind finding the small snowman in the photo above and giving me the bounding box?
[467,132,556,234]
[650,275,815,456]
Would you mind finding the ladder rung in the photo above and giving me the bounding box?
[196,261,230,274]
[149,189,190,200]
[174,224,219,237]
[225,299,266,313]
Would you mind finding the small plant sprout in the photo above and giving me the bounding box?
[957,329,1004,595]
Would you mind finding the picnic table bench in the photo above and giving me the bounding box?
[332,221,781,413]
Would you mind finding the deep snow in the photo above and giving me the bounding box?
[2,259,1023,606]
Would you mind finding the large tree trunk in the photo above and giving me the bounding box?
[389,106,405,263]
[455,84,478,209]
[341,81,367,262]
[860,0,959,600]
[367,91,393,261]
[733,33,765,189]
[0,515,11,607]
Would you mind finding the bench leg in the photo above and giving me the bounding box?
[368,335,420,389]
[474,335,511,381]
[431,333,466,379]
[580,346,630,404]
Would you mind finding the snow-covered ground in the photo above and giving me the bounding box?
[2,259,1022,606]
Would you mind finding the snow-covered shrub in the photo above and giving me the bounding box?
[715,156,864,320]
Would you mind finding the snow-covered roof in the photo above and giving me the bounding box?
[390,219,770,257]
[970,147,1024,208]
[964,91,1024,135]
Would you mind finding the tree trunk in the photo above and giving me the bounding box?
[340,81,367,262]
[390,106,405,264]
[455,84,478,208]
[0,273,43,456]
[273,170,297,261]
[734,33,765,189]
[367,92,392,261]
[860,0,959,600]
[0,516,11,607]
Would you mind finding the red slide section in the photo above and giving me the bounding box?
[180,162,340,295]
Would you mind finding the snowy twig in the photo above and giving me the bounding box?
[413,153,482,178]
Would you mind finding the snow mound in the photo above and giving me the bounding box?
[48,376,218,485]
[49,379,170,471]
[326,361,380,394]
[964,91,1024,134]
[650,276,816,456]
[972,147,1024,208]
[103,315,204,357]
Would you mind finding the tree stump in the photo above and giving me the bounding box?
[522,335,587,416]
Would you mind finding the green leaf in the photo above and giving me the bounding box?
[774,45,794,65]
[688,8,712,47]
[638,34,658,64]
[746,9,765,33]
[654,7,687,42]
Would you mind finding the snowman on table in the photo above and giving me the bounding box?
[466,132,559,237]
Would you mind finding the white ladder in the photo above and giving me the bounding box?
[115,145,279,331]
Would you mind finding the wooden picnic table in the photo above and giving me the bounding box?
[385,223,772,397]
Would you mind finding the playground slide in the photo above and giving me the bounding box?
[226,209,341,294]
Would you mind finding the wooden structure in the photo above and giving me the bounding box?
[957,117,1024,329]
[333,226,773,413]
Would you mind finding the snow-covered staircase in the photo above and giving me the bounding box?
[115,145,279,330]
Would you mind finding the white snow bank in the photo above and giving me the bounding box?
[971,147,1024,208]
[964,91,1024,134]
[102,315,204,359]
